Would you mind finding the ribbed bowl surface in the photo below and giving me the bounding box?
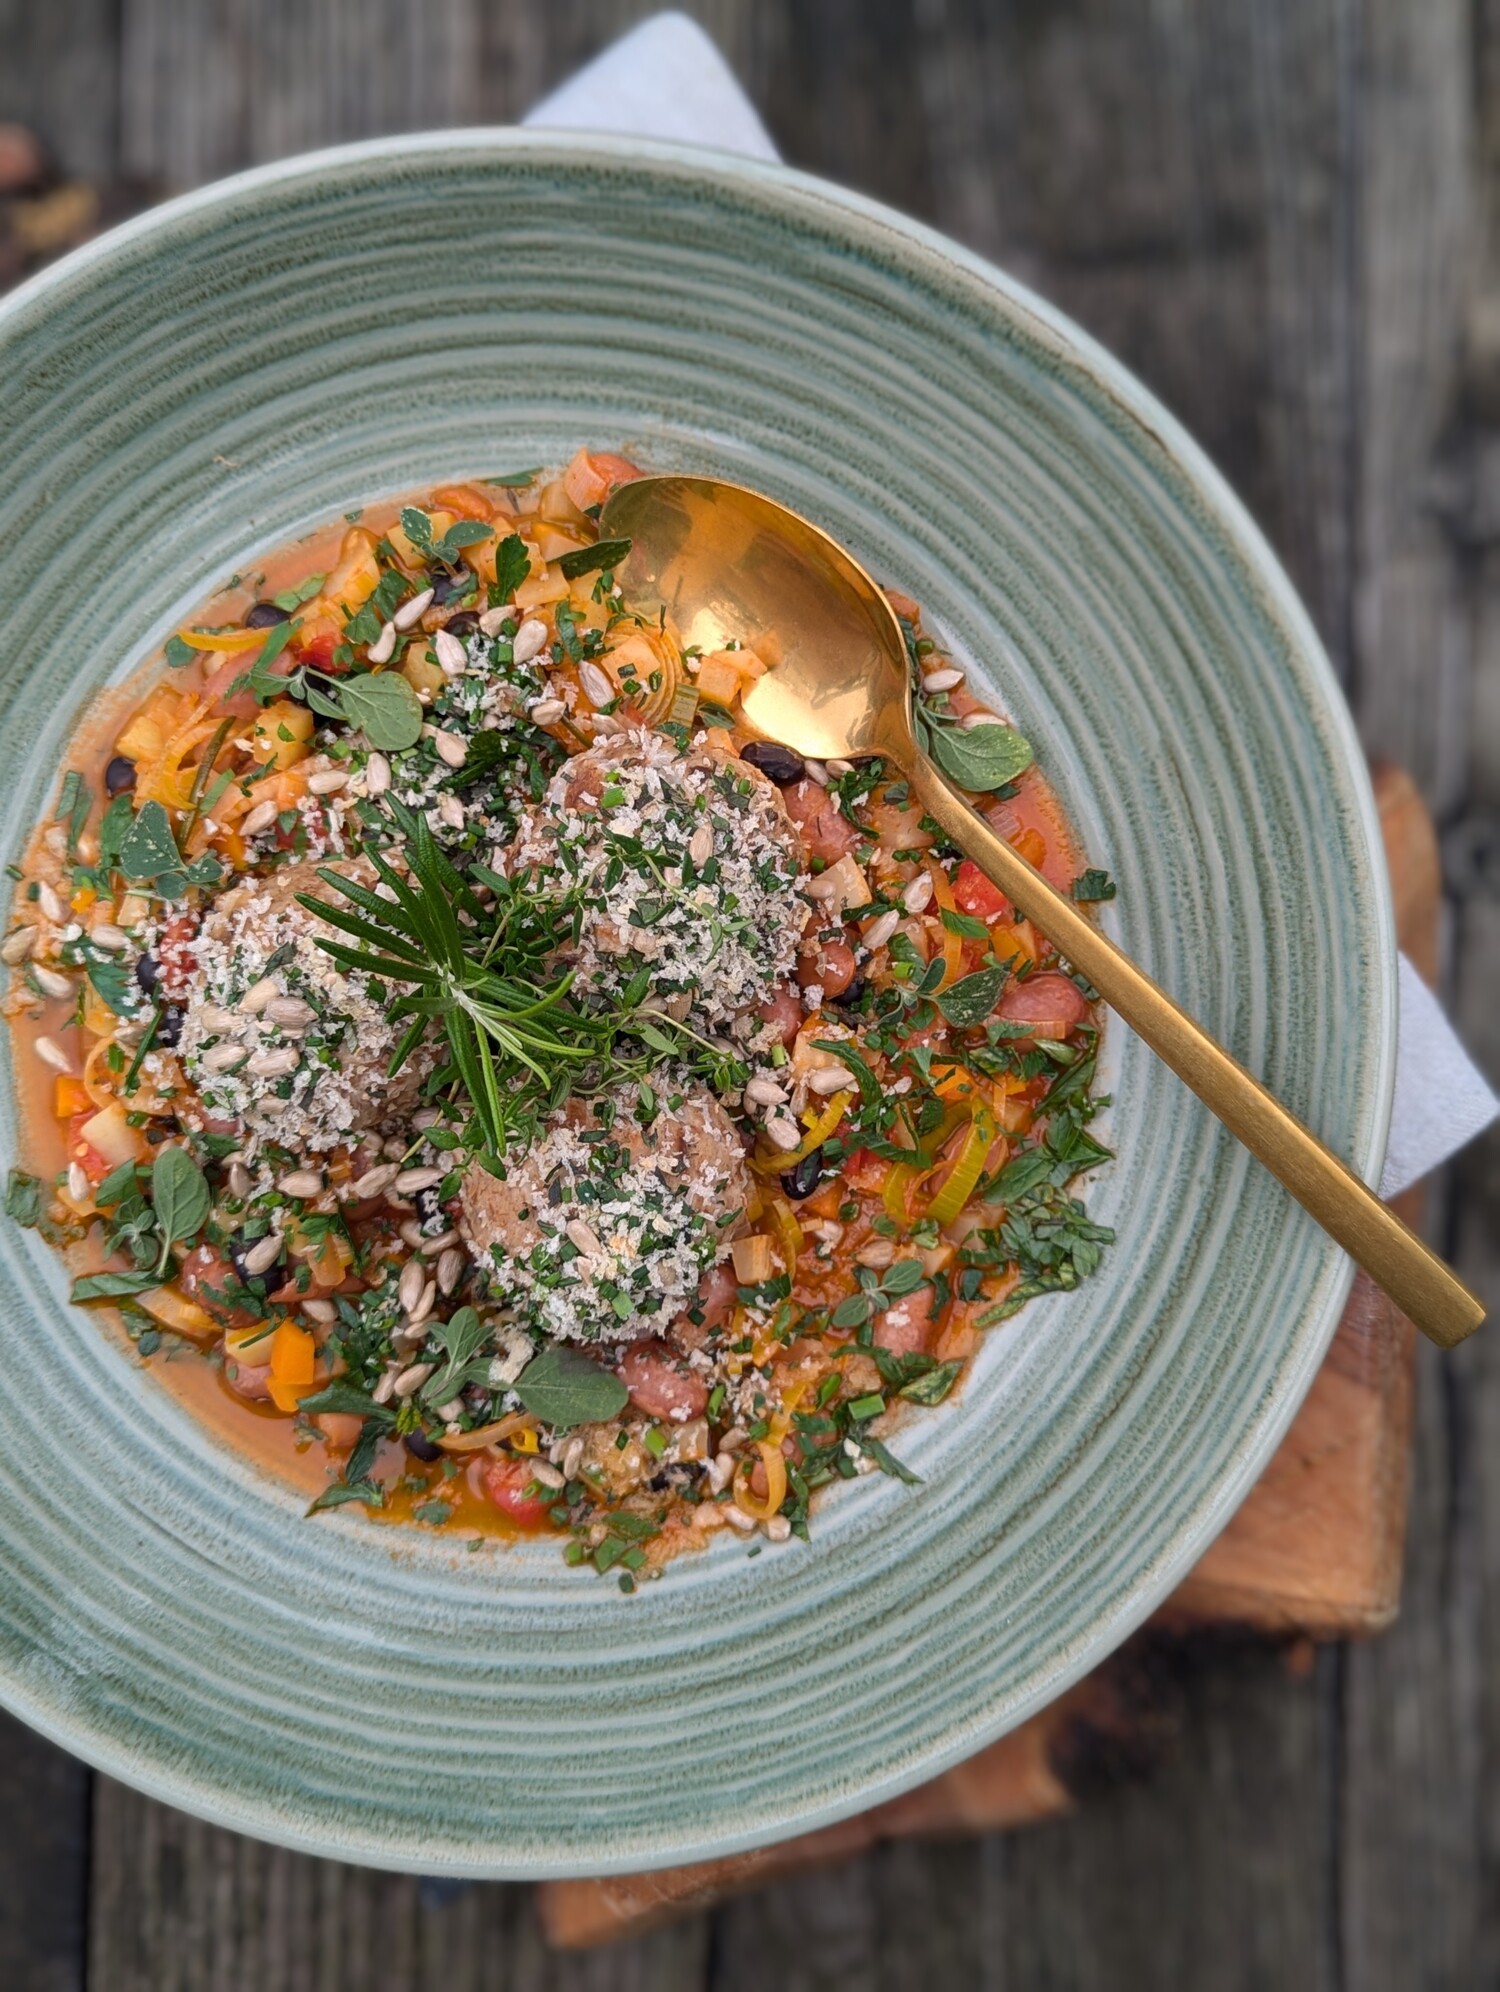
[0,134,1392,1875]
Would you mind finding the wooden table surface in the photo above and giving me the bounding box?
[2,4,1497,1987]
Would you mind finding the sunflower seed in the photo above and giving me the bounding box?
[922,666,964,693]
[802,759,828,786]
[277,1168,325,1199]
[397,1259,426,1313]
[37,882,65,924]
[306,768,349,796]
[394,1362,434,1398]
[902,873,935,914]
[854,1237,896,1269]
[199,1003,241,1033]
[201,1041,249,1073]
[265,996,316,1029]
[431,728,467,768]
[529,1460,565,1490]
[419,1228,459,1257]
[239,1233,284,1277]
[744,1075,787,1107]
[33,1035,72,1073]
[393,587,434,630]
[240,800,280,836]
[579,661,614,709]
[722,1503,757,1533]
[364,619,397,665]
[364,752,392,796]
[66,1161,89,1202]
[31,965,72,1000]
[238,976,278,1014]
[825,759,854,777]
[561,1437,586,1481]
[302,1298,337,1324]
[512,617,548,664]
[687,824,714,867]
[765,1515,792,1542]
[227,1161,253,1199]
[808,1065,854,1095]
[764,1112,803,1151]
[861,909,900,951]
[434,629,468,674]
[399,1219,426,1249]
[435,1247,465,1295]
[394,1166,443,1195]
[372,1368,399,1406]
[1,926,36,965]
[961,711,1007,730]
[407,1279,437,1328]
[247,1047,300,1078]
[436,794,466,832]
[565,1218,602,1257]
[351,1161,398,1198]
[527,698,566,725]
[90,923,130,952]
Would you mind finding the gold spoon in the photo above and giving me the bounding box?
[601,473,1484,1349]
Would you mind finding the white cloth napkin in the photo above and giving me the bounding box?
[525,12,1498,1199]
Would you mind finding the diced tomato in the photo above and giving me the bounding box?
[476,1456,558,1528]
[64,1119,114,1183]
[293,629,342,674]
[618,1340,709,1422]
[952,859,1011,924]
[841,1147,892,1194]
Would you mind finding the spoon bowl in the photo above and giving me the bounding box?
[603,473,1484,1350]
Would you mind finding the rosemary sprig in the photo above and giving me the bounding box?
[299,799,619,1157]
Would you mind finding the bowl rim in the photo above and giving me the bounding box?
[0,127,1395,1874]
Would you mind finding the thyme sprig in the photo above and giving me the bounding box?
[299,799,743,1159]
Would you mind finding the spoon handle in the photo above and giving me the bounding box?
[907,751,1484,1348]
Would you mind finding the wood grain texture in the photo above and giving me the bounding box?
[0,0,1494,1987]
[0,1709,90,1992]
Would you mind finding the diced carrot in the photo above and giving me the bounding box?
[53,1074,92,1118]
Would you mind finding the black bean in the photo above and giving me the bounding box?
[104,754,137,796]
[405,1429,443,1463]
[414,1184,446,1229]
[740,741,806,786]
[245,601,291,628]
[135,952,161,994]
[443,611,480,638]
[156,1004,184,1048]
[830,972,868,1009]
[430,564,471,606]
[780,1146,825,1200]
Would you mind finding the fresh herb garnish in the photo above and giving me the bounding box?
[513,1343,629,1429]
[150,1146,211,1273]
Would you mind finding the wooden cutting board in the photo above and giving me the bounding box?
[540,764,1434,1947]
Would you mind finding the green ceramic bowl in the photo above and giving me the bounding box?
[0,134,1392,1876]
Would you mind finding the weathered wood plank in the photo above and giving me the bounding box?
[0,1710,89,1992]
[86,1773,710,1992]
[0,0,120,181]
